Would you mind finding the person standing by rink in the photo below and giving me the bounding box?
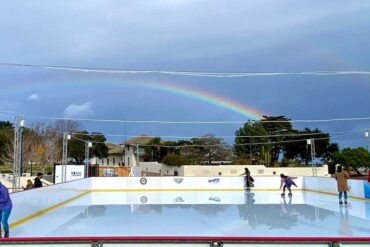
[0,182,12,238]
[280,174,297,197]
[240,168,254,191]
[34,172,43,188]
[334,165,349,205]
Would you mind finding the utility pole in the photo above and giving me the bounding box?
[84,141,92,178]
[12,117,24,192]
[62,132,71,183]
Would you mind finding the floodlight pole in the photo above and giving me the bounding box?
[307,138,316,176]
[84,141,92,178]
[12,117,24,192]
[365,130,370,152]
[62,132,71,183]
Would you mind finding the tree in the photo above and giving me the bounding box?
[234,122,270,164]
[260,116,293,166]
[90,133,108,159]
[68,131,108,164]
[334,147,370,175]
[68,131,90,164]
[143,137,162,161]
[283,128,337,165]
[162,154,190,166]
[190,134,232,165]
[322,143,339,164]
[0,121,13,166]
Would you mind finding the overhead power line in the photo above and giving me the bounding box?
[69,132,357,148]
[3,111,370,126]
[1,62,370,78]
[70,129,365,139]
[3,112,370,124]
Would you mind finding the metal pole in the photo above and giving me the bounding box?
[249,144,252,164]
[307,139,314,177]
[12,117,23,192]
[12,116,18,192]
[310,138,316,176]
[136,144,139,167]
[62,132,70,183]
[84,141,91,178]
[84,141,88,178]
[365,130,370,152]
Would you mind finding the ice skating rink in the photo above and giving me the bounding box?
[11,190,370,238]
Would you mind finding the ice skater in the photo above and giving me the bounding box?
[280,174,297,197]
[240,168,254,191]
[334,165,349,205]
[0,182,12,238]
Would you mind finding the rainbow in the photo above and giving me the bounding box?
[0,80,264,120]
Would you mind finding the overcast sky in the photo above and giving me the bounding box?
[1,0,370,147]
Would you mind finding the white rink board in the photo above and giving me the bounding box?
[91,176,304,191]
[9,178,91,223]
[304,177,365,198]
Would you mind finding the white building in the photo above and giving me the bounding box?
[90,143,125,166]
[90,136,153,167]
[123,136,153,167]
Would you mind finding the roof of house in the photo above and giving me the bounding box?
[106,143,124,155]
[123,135,153,146]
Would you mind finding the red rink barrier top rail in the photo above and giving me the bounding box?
[1,236,370,242]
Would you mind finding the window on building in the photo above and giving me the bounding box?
[113,158,115,166]
[107,159,110,166]
[128,157,130,166]
[218,172,222,175]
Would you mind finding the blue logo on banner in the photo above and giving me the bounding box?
[208,178,220,184]
[364,181,370,219]
[364,181,370,199]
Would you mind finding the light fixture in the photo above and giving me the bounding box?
[306,139,312,145]
[19,119,25,127]
[88,141,93,148]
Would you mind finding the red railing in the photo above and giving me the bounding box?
[1,236,370,243]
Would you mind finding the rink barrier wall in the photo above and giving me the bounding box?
[90,176,303,191]
[303,176,369,200]
[8,176,369,230]
[9,178,91,227]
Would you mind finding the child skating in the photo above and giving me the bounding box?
[280,174,297,197]
[240,168,254,191]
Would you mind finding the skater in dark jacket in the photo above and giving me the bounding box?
[240,168,254,191]
[0,182,12,238]
[280,174,297,196]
